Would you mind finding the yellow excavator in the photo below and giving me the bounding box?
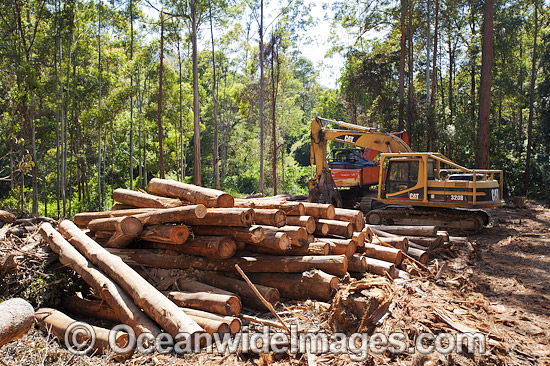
[309,116,504,231]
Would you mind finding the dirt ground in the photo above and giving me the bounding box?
[1,201,549,365]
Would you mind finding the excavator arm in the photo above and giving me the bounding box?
[309,116,412,206]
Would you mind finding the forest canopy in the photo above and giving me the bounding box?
[0,0,548,218]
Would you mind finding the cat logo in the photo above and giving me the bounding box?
[335,134,361,144]
[491,188,499,201]
[409,192,419,200]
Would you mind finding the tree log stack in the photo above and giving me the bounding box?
[35,181,456,358]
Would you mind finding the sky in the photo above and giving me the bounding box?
[141,0,352,89]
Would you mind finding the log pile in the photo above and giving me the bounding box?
[34,179,459,357]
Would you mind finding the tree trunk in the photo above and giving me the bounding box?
[191,0,201,185]
[181,208,254,227]
[259,0,265,194]
[524,4,538,196]
[360,243,403,265]
[407,0,415,147]
[113,188,183,209]
[133,205,207,225]
[333,208,364,232]
[261,225,308,247]
[318,219,354,238]
[302,202,335,219]
[111,249,348,276]
[163,291,241,316]
[35,308,132,360]
[398,0,407,130]
[140,224,190,245]
[148,178,234,207]
[58,220,203,338]
[139,236,236,259]
[191,271,280,308]
[157,11,165,179]
[234,199,304,215]
[253,209,286,227]
[249,269,339,302]
[322,238,356,258]
[0,298,34,347]
[207,0,220,189]
[427,0,439,151]
[367,224,437,236]
[285,215,315,234]
[73,208,156,227]
[129,0,134,189]
[39,223,160,336]
[191,225,265,244]
[250,230,290,250]
[476,0,494,169]
[245,241,329,256]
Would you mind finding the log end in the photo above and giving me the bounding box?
[325,205,336,220]
[218,238,238,259]
[278,233,291,250]
[217,194,235,208]
[171,226,190,245]
[195,204,208,219]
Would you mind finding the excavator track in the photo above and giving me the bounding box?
[365,206,489,233]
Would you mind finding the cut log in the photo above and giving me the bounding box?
[333,208,365,232]
[174,278,234,296]
[133,205,207,226]
[361,243,403,265]
[0,298,34,347]
[318,219,353,238]
[406,247,428,264]
[363,257,395,277]
[40,223,160,337]
[0,210,15,224]
[185,314,230,335]
[260,225,307,247]
[323,238,356,259]
[163,291,241,316]
[348,254,367,273]
[35,308,132,360]
[245,241,329,256]
[234,199,305,216]
[192,225,264,244]
[111,203,139,210]
[110,250,349,276]
[191,271,280,308]
[88,216,142,236]
[181,308,240,334]
[73,208,155,227]
[61,296,120,323]
[372,235,409,252]
[302,202,335,219]
[141,224,190,245]
[363,226,373,242]
[181,208,254,227]
[249,269,339,302]
[407,236,443,249]
[253,209,287,227]
[250,230,290,250]
[367,225,437,237]
[58,220,203,338]
[113,188,183,209]
[285,215,316,234]
[148,178,234,207]
[436,231,450,242]
[139,236,237,260]
[314,221,329,236]
[109,217,144,248]
[352,231,365,248]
